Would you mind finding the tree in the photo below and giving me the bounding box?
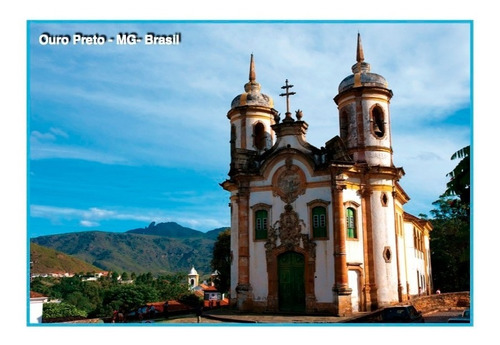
[210,228,231,294]
[443,145,470,205]
[51,276,83,299]
[429,145,471,292]
[102,284,159,314]
[64,291,94,314]
[135,272,154,285]
[429,196,470,292]
[156,273,190,301]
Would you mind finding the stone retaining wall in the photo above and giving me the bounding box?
[410,291,470,313]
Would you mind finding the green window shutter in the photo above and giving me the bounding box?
[346,207,356,238]
[312,206,327,238]
[255,210,268,240]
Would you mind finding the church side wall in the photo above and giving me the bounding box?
[402,221,429,296]
[424,231,432,293]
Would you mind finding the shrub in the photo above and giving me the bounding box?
[43,302,87,322]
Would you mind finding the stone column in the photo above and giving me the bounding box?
[360,186,378,311]
[235,183,253,311]
[331,177,352,316]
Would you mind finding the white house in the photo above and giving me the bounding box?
[29,291,48,324]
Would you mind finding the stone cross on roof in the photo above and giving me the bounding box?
[279,79,296,121]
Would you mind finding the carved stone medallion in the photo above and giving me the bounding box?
[273,158,306,204]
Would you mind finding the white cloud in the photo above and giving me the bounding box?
[29,143,130,164]
[30,130,56,142]
[80,220,99,227]
[49,127,69,138]
[30,204,227,232]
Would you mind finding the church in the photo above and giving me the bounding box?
[221,34,433,316]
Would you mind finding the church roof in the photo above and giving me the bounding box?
[403,212,433,231]
[188,266,198,276]
[230,54,274,109]
[338,33,389,94]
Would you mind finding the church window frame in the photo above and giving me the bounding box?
[339,108,349,141]
[346,207,357,239]
[253,121,266,151]
[380,192,389,207]
[396,214,403,236]
[251,203,272,241]
[370,104,386,139]
[383,246,392,263]
[230,124,237,152]
[307,199,330,240]
[344,201,360,240]
[413,226,425,258]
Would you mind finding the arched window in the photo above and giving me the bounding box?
[255,209,268,240]
[339,109,349,141]
[253,122,266,150]
[230,124,236,153]
[346,207,357,239]
[371,106,385,138]
[312,206,327,238]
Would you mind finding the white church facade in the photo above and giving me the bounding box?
[221,34,432,316]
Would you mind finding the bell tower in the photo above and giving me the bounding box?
[227,54,279,176]
[187,266,199,290]
[334,34,404,309]
[334,33,394,167]
[223,54,279,311]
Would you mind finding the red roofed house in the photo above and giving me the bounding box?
[189,267,229,308]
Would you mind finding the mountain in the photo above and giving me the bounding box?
[204,227,230,240]
[30,242,103,274]
[126,221,204,238]
[30,222,229,276]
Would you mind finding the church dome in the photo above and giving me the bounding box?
[188,266,198,276]
[338,69,388,93]
[338,34,389,94]
[230,54,274,109]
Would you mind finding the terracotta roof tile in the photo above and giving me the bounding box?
[30,291,46,298]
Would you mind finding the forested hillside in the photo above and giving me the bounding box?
[30,242,103,274]
[31,222,229,276]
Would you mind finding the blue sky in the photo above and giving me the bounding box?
[27,21,471,238]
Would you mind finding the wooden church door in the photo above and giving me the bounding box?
[278,251,305,312]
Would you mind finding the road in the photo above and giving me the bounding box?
[127,309,470,324]
[423,310,469,323]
